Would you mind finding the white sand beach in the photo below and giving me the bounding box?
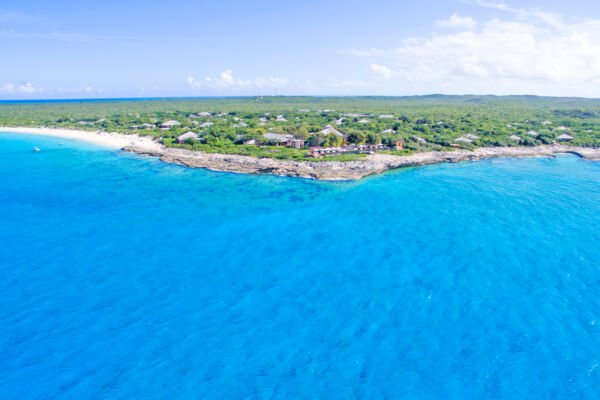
[0,127,162,152]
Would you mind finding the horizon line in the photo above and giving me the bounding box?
[2,94,600,103]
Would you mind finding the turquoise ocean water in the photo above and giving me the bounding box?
[1,131,600,399]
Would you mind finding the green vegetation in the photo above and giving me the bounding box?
[165,140,309,161]
[2,95,599,160]
[318,153,368,162]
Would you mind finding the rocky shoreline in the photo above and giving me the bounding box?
[2,127,598,180]
[124,144,600,181]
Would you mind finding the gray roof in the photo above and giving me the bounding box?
[177,131,199,141]
[263,133,294,142]
[317,125,347,138]
[161,120,181,127]
[557,133,574,140]
[455,137,473,143]
[341,113,370,117]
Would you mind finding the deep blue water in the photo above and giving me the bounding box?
[1,132,600,399]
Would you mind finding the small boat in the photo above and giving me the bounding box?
[34,147,40,152]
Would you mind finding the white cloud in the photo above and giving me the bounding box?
[463,0,563,28]
[255,77,288,89]
[340,3,600,94]
[393,17,600,85]
[0,82,41,94]
[0,11,31,24]
[340,48,387,57]
[370,64,392,80]
[55,85,103,95]
[187,71,287,91]
[436,14,476,29]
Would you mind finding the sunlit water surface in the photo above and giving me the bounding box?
[1,132,600,399]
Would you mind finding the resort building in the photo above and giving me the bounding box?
[177,131,199,143]
[341,113,371,118]
[291,139,306,149]
[379,114,394,119]
[160,120,181,129]
[455,137,473,143]
[263,132,294,146]
[557,133,574,141]
[313,125,348,145]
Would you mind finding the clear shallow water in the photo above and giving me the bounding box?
[1,132,600,400]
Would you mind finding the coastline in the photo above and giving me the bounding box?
[2,126,600,180]
[0,126,163,152]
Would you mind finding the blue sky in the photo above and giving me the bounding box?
[1,0,600,99]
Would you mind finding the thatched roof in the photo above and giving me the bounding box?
[177,131,199,142]
[317,125,347,138]
[263,133,293,142]
[454,137,473,143]
[557,133,574,141]
[161,120,181,127]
